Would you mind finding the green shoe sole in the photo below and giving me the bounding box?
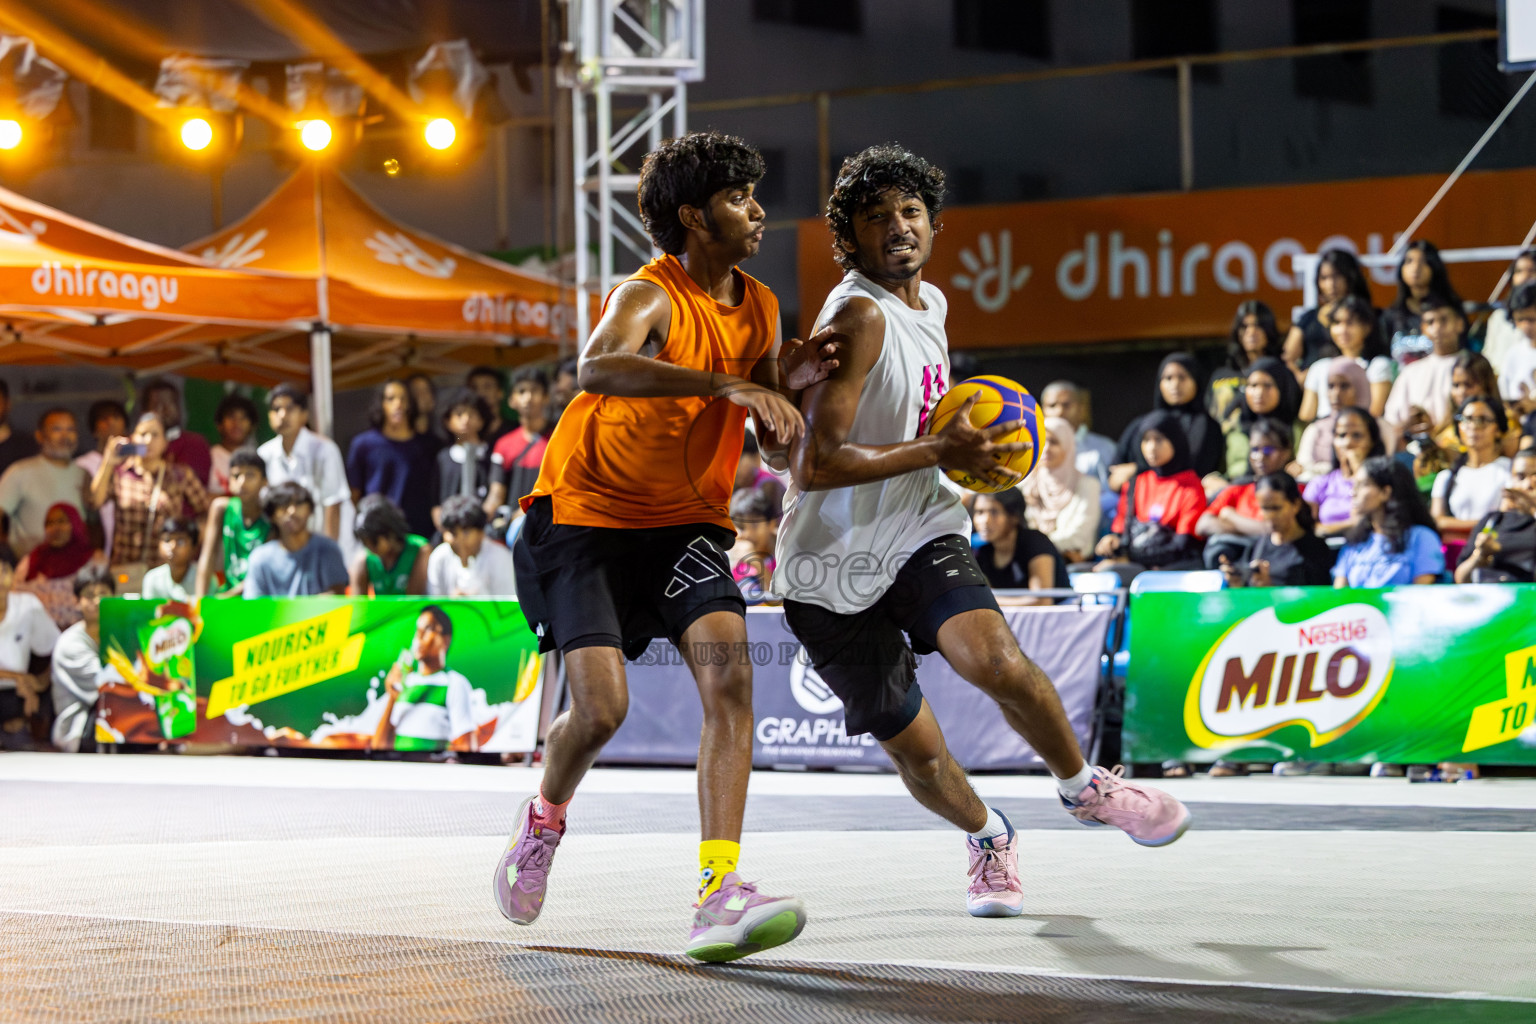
[685,909,807,964]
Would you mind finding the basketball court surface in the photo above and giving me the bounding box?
[1,752,1531,1023]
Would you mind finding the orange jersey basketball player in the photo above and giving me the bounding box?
[492,131,836,962]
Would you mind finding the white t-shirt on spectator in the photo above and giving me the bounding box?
[0,456,89,556]
[257,429,349,534]
[1432,457,1511,523]
[1304,355,1397,419]
[1499,338,1536,405]
[1383,352,1458,430]
[426,540,517,597]
[0,590,60,689]
[50,620,99,752]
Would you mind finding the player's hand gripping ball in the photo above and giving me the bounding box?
[926,375,1045,493]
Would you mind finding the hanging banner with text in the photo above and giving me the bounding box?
[1124,585,1536,765]
[600,604,1111,771]
[94,596,543,753]
[798,167,1536,347]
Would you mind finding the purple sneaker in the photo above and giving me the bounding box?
[1061,765,1191,847]
[966,817,1023,918]
[492,795,563,925]
[685,873,806,963]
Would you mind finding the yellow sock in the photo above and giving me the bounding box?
[698,839,740,898]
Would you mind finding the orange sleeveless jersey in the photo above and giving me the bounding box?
[522,254,778,531]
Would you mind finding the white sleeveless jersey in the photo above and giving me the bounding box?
[773,270,970,613]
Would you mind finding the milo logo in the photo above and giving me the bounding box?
[147,619,193,667]
[1183,604,1393,748]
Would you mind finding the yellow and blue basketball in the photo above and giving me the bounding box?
[926,374,1044,493]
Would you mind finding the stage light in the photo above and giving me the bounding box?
[424,117,456,151]
[383,157,400,176]
[180,117,213,151]
[0,120,21,151]
[299,119,333,151]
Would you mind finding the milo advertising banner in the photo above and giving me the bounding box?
[1125,585,1536,765]
[95,596,543,753]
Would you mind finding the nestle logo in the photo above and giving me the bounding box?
[1298,619,1368,647]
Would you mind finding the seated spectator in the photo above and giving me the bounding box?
[433,389,494,528]
[1110,353,1225,495]
[1219,473,1335,587]
[0,408,90,561]
[1435,351,1519,457]
[195,451,269,598]
[1041,381,1117,523]
[1383,292,1463,436]
[140,378,211,485]
[1198,418,1294,567]
[1020,416,1099,563]
[0,378,39,479]
[15,504,100,629]
[1284,249,1372,373]
[1209,301,1283,429]
[727,486,781,603]
[347,378,438,538]
[1096,412,1208,575]
[1304,407,1385,537]
[485,367,553,519]
[467,366,514,447]
[50,564,113,753]
[90,412,210,586]
[1480,250,1536,375]
[141,519,198,601]
[350,494,430,597]
[1381,240,1460,365]
[259,384,348,541]
[1294,359,1397,481]
[1334,456,1442,588]
[973,488,1068,601]
[1431,396,1511,543]
[208,394,259,497]
[1455,449,1536,583]
[0,546,60,744]
[1499,282,1536,415]
[1222,358,1301,479]
[1299,295,1395,422]
[427,495,517,597]
[244,482,348,597]
[77,399,127,555]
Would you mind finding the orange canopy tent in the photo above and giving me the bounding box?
[0,184,319,382]
[186,165,581,431]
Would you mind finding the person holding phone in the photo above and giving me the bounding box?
[89,412,209,589]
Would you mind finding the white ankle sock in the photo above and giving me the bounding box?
[1055,764,1096,801]
[966,806,1010,842]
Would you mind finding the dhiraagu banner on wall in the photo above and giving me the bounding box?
[1124,585,1536,765]
[95,596,543,753]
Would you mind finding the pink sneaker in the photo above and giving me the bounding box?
[491,795,563,925]
[1061,765,1191,847]
[966,817,1023,918]
[685,873,806,963]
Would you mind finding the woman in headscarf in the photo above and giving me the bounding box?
[1110,353,1225,495]
[1095,411,1207,577]
[1294,358,1398,481]
[1222,357,1303,479]
[1020,416,1100,563]
[15,503,101,629]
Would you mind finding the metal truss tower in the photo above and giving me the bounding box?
[566,0,703,344]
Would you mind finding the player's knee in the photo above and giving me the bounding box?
[695,662,753,714]
[573,690,629,742]
[888,743,947,785]
[958,643,1027,693]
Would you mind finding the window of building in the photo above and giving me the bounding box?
[1437,7,1508,120]
[953,0,1050,61]
[1131,0,1219,81]
[1293,0,1372,106]
[752,0,861,34]
[87,89,138,152]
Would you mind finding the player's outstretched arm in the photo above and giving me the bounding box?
[579,280,807,443]
[790,296,1028,492]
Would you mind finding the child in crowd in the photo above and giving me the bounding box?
[244,482,348,598]
[1455,448,1536,583]
[1299,295,1395,421]
[140,518,198,601]
[0,546,60,745]
[728,485,781,603]
[1383,292,1463,435]
[428,495,517,597]
[195,450,269,598]
[1096,412,1208,578]
[971,487,1068,603]
[1304,406,1385,537]
[1431,395,1511,545]
[433,390,495,528]
[1334,457,1443,588]
[49,564,113,753]
[350,494,430,597]
[209,394,259,497]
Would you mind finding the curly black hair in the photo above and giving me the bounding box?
[637,131,766,255]
[826,144,946,272]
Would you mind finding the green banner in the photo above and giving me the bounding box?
[1125,585,1536,765]
[95,596,543,753]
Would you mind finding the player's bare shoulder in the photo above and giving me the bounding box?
[599,278,673,354]
[816,293,886,373]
